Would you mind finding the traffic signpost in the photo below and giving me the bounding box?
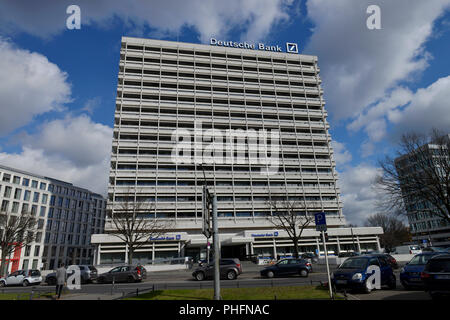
[315,212,333,299]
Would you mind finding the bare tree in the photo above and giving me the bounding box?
[108,191,173,264]
[0,211,37,277]
[266,193,315,258]
[375,129,450,225]
[364,213,411,252]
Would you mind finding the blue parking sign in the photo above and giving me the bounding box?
[315,212,327,231]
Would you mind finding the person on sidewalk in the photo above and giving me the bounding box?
[55,262,67,300]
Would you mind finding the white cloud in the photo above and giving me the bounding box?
[0,38,71,135]
[338,164,381,225]
[347,75,450,146]
[0,0,294,43]
[0,115,112,195]
[331,140,352,165]
[305,0,450,121]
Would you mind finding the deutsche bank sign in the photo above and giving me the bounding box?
[210,38,299,54]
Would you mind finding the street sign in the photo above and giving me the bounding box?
[315,212,327,232]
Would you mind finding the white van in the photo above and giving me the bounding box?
[394,245,422,255]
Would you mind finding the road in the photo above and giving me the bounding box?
[0,262,431,300]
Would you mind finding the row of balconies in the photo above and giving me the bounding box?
[119,73,321,90]
[120,59,318,78]
[119,64,318,84]
[114,126,330,141]
[107,200,341,211]
[120,49,318,72]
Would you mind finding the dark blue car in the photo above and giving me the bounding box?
[400,252,446,289]
[331,255,396,293]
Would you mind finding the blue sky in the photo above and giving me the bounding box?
[0,0,449,225]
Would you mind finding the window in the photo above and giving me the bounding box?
[40,182,46,190]
[4,186,12,198]
[21,203,29,213]
[34,246,40,256]
[1,200,9,211]
[22,260,29,270]
[42,194,48,204]
[2,173,11,182]
[31,205,37,215]
[369,258,380,266]
[33,192,40,203]
[11,202,19,213]
[24,190,31,201]
[31,180,38,188]
[38,219,44,229]
[22,178,29,186]
[13,176,21,184]
[48,184,54,192]
[14,188,22,200]
[40,206,46,217]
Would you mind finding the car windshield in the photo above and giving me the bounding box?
[339,258,368,269]
[409,255,434,265]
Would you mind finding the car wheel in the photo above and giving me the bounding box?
[97,277,105,284]
[388,275,396,289]
[227,270,237,280]
[266,271,274,278]
[0,281,5,287]
[127,276,135,283]
[195,272,205,281]
[299,269,309,277]
[23,280,29,287]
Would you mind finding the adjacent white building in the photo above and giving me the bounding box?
[92,37,383,264]
[0,164,106,273]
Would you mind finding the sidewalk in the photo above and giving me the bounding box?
[61,293,124,300]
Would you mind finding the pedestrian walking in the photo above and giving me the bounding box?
[55,263,67,300]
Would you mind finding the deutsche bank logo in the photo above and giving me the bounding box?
[286,42,298,53]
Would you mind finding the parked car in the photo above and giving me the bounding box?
[97,265,147,283]
[400,252,445,290]
[0,269,42,287]
[394,245,422,255]
[331,255,396,293]
[45,265,98,285]
[260,258,311,278]
[338,252,360,258]
[192,258,242,281]
[301,253,319,263]
[371,253,399,269]
[421,254,450,299]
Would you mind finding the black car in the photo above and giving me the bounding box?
[260,258,311,278]
[45,265,98,285]
[97,265,147,283]
[421,254,450,299]
[301,253,319,263]
[192,258,242,281]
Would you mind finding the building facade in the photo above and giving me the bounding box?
[395,134,450,247]
[92,37,382,264]
[0,165,106,273]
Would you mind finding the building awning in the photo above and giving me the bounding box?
[221,237,253,245]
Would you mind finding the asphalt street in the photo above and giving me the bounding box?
[0,262,433,300]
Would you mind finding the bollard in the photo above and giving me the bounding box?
[136,288,139,297]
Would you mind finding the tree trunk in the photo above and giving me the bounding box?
[0,251,8,277]
[293,238,300,259]
[128,248,133,265]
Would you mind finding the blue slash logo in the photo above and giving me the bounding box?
[286,42,298,53]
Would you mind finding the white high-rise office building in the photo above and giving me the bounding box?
[92,37,382,264]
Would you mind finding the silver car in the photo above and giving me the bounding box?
[0,269,42,287]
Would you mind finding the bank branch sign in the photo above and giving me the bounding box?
[210,38,299,54]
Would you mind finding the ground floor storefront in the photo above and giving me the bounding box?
[91,226,383,265]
